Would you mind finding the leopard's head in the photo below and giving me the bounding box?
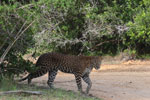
[93,56,102,70]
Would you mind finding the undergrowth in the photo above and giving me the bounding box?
[0,79,102,100]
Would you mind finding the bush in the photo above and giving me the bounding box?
[1,0,150,80]
[126,0,150,55]
[0,1,38,80]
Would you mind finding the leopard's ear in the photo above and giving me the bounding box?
[101,56,103,60]
[98,56,103,60]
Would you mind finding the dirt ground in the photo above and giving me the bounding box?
[22,60,150,100]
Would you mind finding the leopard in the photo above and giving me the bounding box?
[18,52,102,94]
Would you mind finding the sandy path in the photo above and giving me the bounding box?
[22,60,150,100]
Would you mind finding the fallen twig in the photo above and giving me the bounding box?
[0,90,43,96]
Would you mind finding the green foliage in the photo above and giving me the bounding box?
[112,0,141,22]
[1,0,150,80]
[1,55,35,75]
[33,0,125,55]
[126,0,150,54]
[0,1,38,80]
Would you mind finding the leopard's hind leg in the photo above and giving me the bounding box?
[27,66,48,84]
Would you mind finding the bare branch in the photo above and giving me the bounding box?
[0,90,43,96]
[0,20,35,65]
[90,39,122,51]
[15,19,28,39]
[17,4,34,9]
[0,38,8,51]
[3,67,24,73]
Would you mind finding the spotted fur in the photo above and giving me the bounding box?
[19,52,102,93]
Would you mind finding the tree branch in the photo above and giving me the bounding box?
[95,40,119,47]
[90,39,121,51]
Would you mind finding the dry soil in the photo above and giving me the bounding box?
[21,60,150,100]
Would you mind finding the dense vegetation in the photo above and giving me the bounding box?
[0,0,150,79]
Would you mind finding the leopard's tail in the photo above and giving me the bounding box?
[17,75,29,82]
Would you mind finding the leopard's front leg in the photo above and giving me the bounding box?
[82,74,92,94]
